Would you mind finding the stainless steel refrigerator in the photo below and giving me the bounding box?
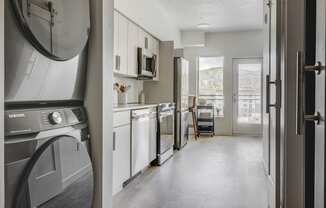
[174,57,190,150]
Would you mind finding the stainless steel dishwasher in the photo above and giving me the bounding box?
[131,108,157,176]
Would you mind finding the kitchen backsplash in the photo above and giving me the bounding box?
[113,77,144,104]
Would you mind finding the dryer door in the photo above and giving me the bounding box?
[14,135,93,208]
[11,0,90,61]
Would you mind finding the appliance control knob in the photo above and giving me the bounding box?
[49,112,63,125]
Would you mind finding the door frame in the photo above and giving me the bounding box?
[232,58,264,136]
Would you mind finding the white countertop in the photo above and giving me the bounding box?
[114,104,158,112]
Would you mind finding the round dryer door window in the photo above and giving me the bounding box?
[14,136,94,208]
[11,0,90,61]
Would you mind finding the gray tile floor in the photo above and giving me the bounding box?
[113,136,268,208]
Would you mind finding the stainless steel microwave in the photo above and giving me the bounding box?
[137,47,157,79]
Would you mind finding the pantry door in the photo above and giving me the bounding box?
[232,58,263,135]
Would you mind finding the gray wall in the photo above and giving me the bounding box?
[0,0,4,205]
[144,41,175,104]
[84,0,114,207]
[184,31,264,135]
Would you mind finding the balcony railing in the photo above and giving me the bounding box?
[198,95,224,117]
[198,94,261,120]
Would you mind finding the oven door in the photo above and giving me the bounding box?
[158,110,174,155]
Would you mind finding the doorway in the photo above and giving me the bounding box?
[232,58,263,135]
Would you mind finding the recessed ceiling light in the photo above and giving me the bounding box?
[197,23,211,28]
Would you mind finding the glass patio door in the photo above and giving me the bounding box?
[232,58,263,135]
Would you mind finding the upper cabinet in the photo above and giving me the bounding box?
[114,11,128,75]
[113,11,119,72]
[113,11,160,81]
[127,22,139,77]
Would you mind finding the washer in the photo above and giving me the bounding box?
[4,107,94,208]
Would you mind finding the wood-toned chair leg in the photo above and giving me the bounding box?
[191,110,198,140]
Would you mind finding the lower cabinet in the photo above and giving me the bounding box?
[113,124,131,195]
[113,108,157,195]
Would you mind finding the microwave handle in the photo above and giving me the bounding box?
[152,54,157,77]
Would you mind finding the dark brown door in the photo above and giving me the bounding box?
[298,0,325,207]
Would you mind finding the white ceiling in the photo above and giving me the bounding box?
[158,0,264,32]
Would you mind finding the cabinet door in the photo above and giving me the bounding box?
[147,34,153,54]
[138,28,146,49]
[127,22,139,77]
[113,125,131,195]
[118,14,128,75]
[113,11,119,72]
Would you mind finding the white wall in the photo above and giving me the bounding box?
[0,0,4,205]
[114,0,182,48]
[182,31,206,47]
[184,30,264,135]
[84,0,114,207]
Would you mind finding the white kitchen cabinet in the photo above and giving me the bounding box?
[114,111,130,127]
[138,29,152,53]
[137,29,146,50]
[127,22,139,77]
[146,33,153,53]
[114,10,160,80]
[113,11,119,72]
[113,12,128,75]
[118,14,128,75]
[113,124,131,195]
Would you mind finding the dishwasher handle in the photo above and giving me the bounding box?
[132,114,151,120]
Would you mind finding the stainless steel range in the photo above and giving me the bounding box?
[157,103,175,165]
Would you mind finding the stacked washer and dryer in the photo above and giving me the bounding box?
[4,0,94,207]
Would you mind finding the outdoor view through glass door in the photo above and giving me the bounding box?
[233,58,263,135]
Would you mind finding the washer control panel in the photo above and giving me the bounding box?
[5,107,87,136]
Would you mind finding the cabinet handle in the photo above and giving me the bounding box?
[145,37,148,49]
[113,132,116,151]
[115,55,120,71]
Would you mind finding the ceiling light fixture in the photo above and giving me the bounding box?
[197,23,211,29]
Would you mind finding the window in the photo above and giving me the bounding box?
[198,57,224,117]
